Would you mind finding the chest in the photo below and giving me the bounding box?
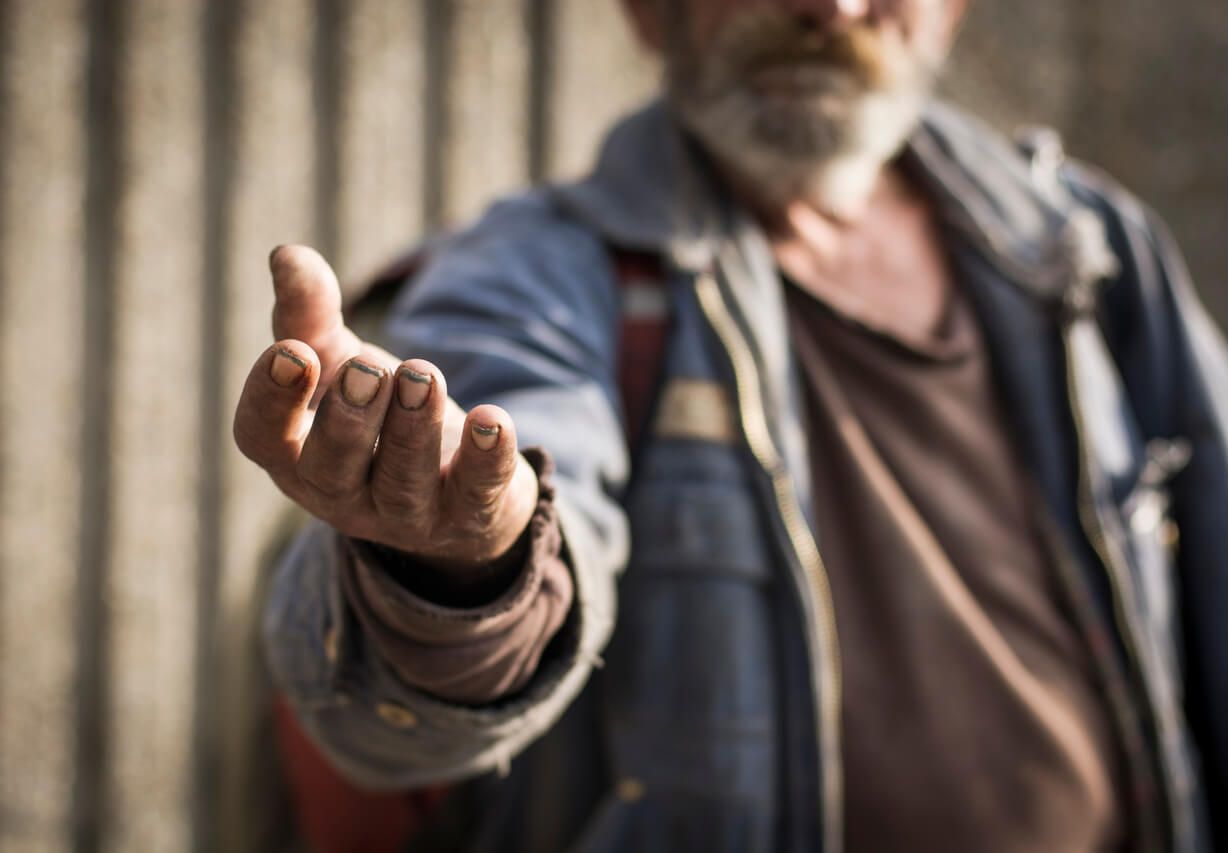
[772,193,957,343]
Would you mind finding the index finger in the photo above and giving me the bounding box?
[233,339,321,487]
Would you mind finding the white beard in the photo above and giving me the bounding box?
[673,69,932,221]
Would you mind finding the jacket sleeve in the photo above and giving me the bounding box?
[262,191,630,790]
[340,449,575,705]
[1071,164,1228,845]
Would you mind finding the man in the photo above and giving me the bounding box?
[235,0,1227,849]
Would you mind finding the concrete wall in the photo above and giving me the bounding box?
[944,0,1228,319]
[0,1,1223,850]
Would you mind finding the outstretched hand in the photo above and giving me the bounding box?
[233,245,538,571]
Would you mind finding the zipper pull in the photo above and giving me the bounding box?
[1138,437,1193,488]
[1059,209,1121,323]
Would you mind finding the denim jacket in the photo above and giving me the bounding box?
[264,100,1227,852]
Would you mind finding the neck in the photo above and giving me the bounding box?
[745,158,956,344]
[717,152,903,242]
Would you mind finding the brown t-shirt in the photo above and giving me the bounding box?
[785,279,1127,852]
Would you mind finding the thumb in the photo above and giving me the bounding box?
[269,244,364,393]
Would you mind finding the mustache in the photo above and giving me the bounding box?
[713,13,896,89]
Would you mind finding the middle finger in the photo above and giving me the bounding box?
[296,356,393,503]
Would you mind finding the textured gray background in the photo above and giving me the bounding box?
[945,0,1228,319]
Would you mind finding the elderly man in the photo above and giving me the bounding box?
[235,0,1227,850]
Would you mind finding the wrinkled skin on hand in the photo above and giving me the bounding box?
[233,245,538,572]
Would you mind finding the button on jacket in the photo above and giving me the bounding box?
[264,101,1227,852]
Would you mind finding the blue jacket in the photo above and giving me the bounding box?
[265,101,1228,852]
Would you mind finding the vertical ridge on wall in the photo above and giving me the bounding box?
[440,0,533,225]
[334,0,426,288]
[214,1,316,846]
[526,0,555,184]
[194,0,241,847]
[314,0,344,262]
[77,0,124,849]
[0,1,88,851]
[543,0,655,181]
[106,0,207,848]
[422,0,450,230]
[218,0,315,666]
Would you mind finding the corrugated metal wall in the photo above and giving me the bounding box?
[0,2,654,850]
[0,1,1224,851]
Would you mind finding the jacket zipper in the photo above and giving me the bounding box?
[945,193,1182,846]
[903,142,1184,843]
[694,270,844,853]
[1061,308,1186,852]
[1039,503,1168,853]
[1063,324,1150,714]
[938,200,1159,707]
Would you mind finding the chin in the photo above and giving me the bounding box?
[678,84,929,219]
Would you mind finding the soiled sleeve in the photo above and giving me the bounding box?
[337,449,574,705]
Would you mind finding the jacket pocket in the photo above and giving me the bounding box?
[608,441,781,811]
[624,439,775,583]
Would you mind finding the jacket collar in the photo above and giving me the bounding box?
[550,98,1114,301]
[549,100,727,272]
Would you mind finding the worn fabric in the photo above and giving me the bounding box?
[340,450,572,705]
[786,279,1128,851]
[263,100,1227,852]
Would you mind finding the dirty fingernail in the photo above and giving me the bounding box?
[397,367,433,410]
[271,348,307,387]
[472,423,500,451]
[341,361,383,406]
